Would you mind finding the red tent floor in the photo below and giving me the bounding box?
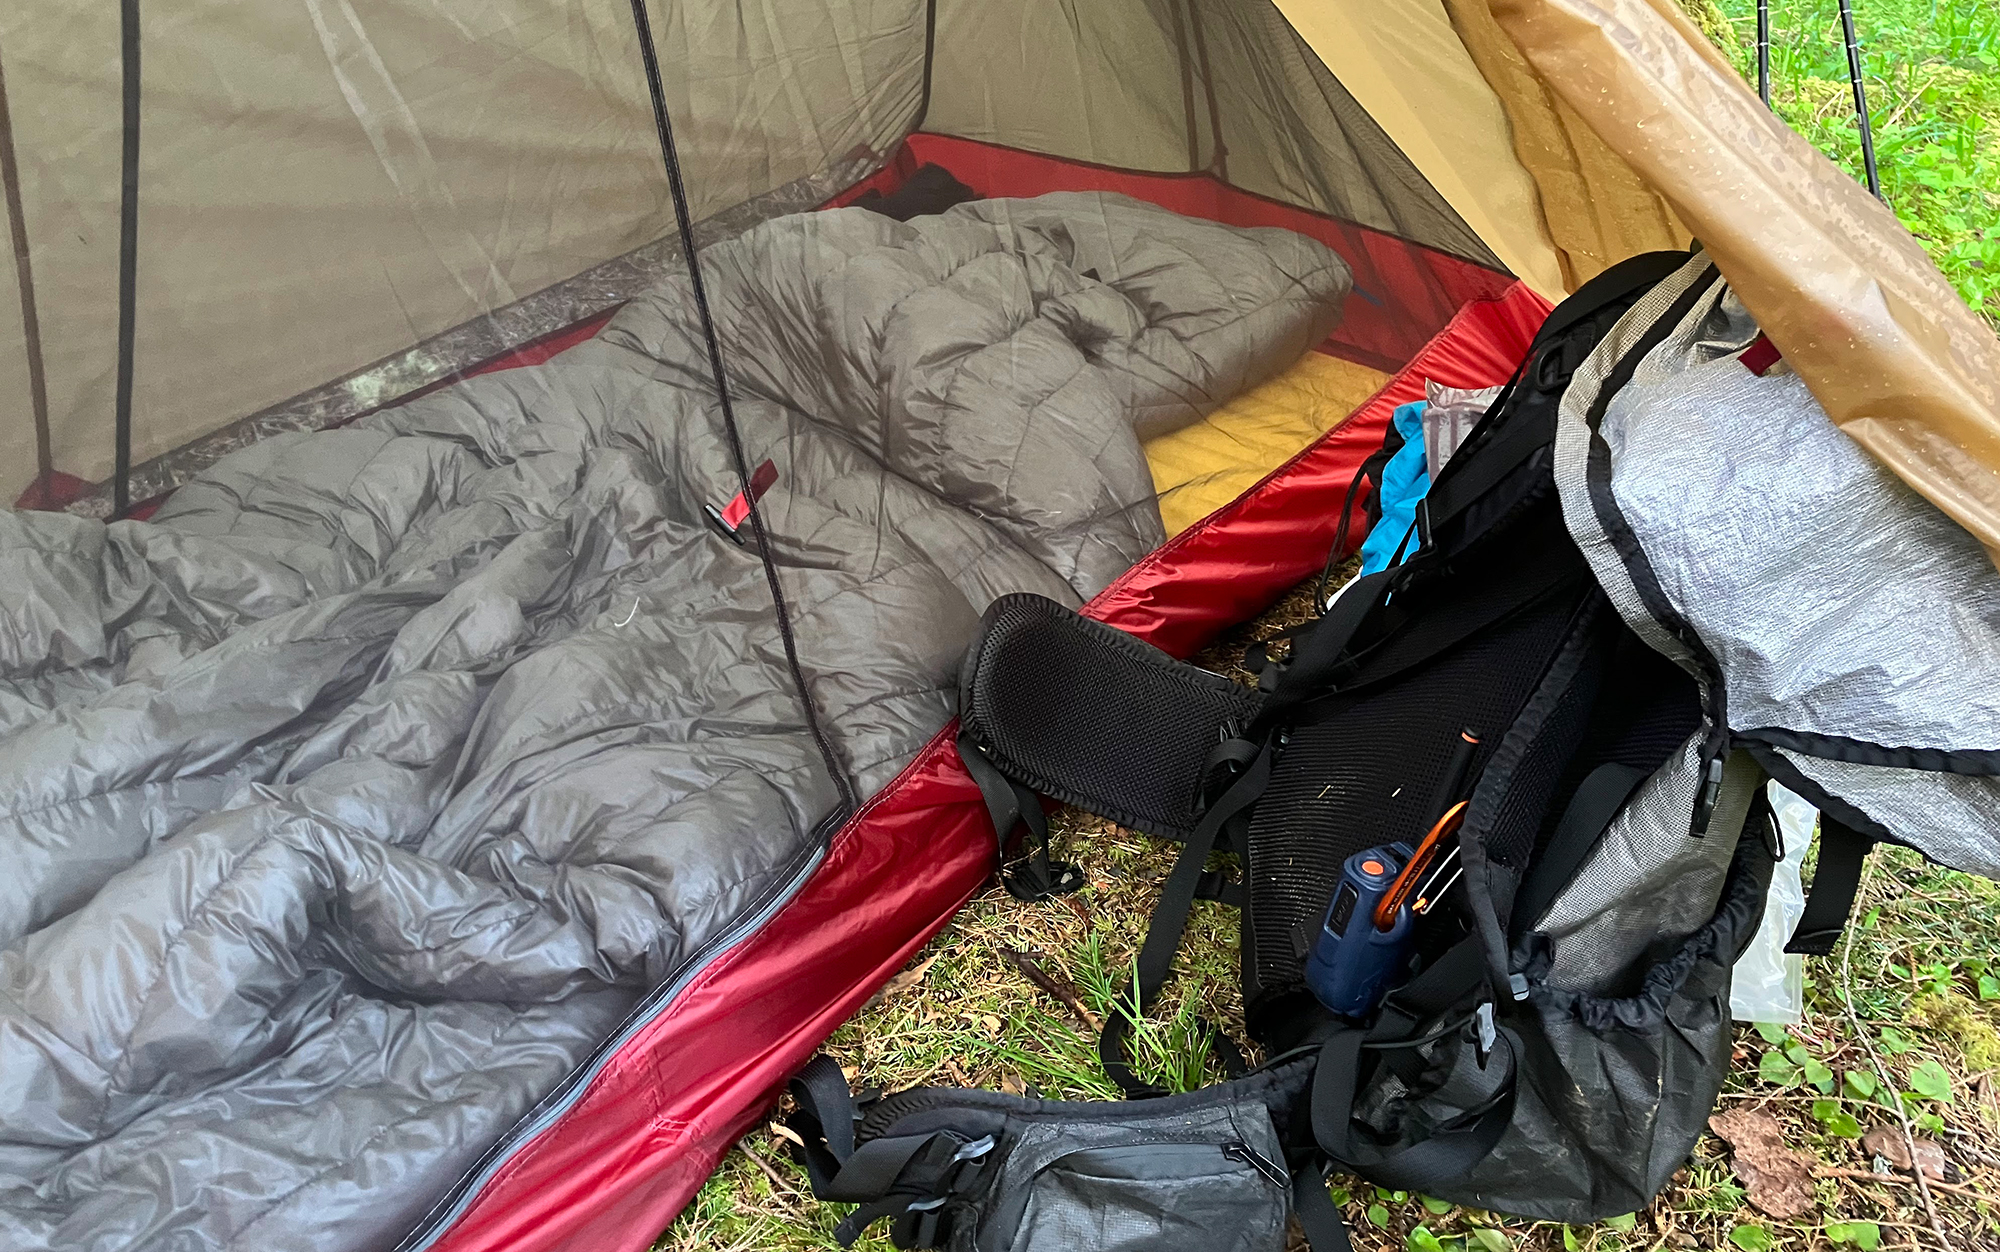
[420,276,1551,1252]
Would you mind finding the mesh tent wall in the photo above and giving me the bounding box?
[8,0,1996,536]
[0,0,929,509]
[1,1,1999,1251]
[0,0,1514,516]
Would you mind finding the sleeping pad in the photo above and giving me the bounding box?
[0,192,1350,1251]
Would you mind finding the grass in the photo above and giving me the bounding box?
[660,586,1318,1252]
[665,9,2000,1248]
[1705,0,2000,326]
[666,580,2000,1251]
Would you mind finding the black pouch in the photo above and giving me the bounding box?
[786,1055,1315,1252]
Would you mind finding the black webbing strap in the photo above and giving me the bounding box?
[1251,568,1397,735]
[827,1134,965,1203]
[1310,450,1387,609]
[1193,869,1245,908]
[1292,1163,1356,1252]
[787,1055,995,1248]
[957,731,1083,901]
[1411,406,1552,554]
[824,1131,990,1247]
[786,1053,862,1192]
[1309,938,1515,1192]
[1403,248,1697,557]
[1100,739,1275,1097]
[1284,558,1582,734]
[1509,762,1649,941]
[1785,815,1876,956]
[1244,621,1316,693]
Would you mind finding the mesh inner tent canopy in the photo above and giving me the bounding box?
[0,0,1508,516]
[0,2,1547,1250]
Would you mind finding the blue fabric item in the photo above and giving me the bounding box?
[1357,401,1430,575]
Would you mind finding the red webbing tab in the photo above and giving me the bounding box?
[1740,333,1782,376]
[719,459,779,530]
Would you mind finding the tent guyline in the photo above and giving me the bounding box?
[621,0,858,816]
[113,0,140,518]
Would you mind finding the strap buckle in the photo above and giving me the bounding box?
[1473,1002,1497,1069]
[1690,753,1726,835]
[1000,856,1084,902]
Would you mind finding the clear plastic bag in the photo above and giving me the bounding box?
[1421,380,1503,480]
[1730,781,1816,1024]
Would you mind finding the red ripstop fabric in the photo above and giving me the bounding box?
[419,279,1551,1252]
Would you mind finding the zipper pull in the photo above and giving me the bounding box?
[1222,1140,1290,1189]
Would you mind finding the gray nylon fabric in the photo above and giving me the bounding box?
[991,1112,1289,1252]
[0,192,1349,1251]
[1554,257,2000,877]
[1536,743,1757,994]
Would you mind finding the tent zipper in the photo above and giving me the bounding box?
[392,816,838,1252]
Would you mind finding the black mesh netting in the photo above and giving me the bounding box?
[1517,626,1703,874]
[1242,567,1597,1022]
[962,594,1264,839]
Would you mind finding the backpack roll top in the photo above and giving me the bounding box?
[1551,251,2000,900]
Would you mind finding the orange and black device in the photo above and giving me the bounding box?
[1372,728,1481,930]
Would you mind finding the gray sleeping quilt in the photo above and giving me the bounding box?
[0,192,1350,1250]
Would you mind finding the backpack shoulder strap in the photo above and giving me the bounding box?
[1097,734,1271,1097]
[1784,815,1877,956]
[958,592,1264,842]
[1509,762,1651,941]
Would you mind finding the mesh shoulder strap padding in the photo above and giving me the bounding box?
[959,594,1263,841]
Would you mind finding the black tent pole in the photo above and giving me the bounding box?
[113,0,141,517]
[1755,0,1771,105]
[1836,0,1884,200]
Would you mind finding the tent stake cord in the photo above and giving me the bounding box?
[623,0,858,816]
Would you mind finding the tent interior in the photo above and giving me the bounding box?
[2,0,1998,1250]
[0,0,1556,525]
